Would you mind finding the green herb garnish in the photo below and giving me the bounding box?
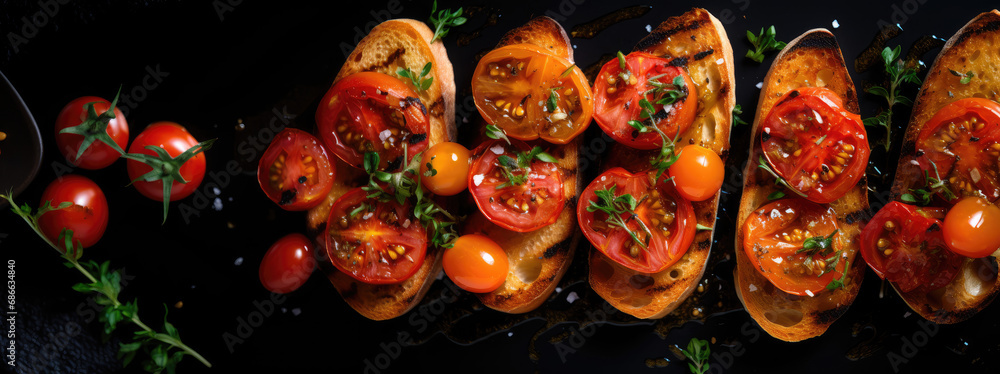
[485,124,511,145]
[361,150,460,248]
[900,159,957,205]
[949,69,975,85]
[825,259,851,291]
[732,104,748,126]
[756,155,807,198]
[863,46,922,151]
[745,26,787,63]
[428,0,467,43]
[680,338,710,374]
[397,62,434,91]
[587,185,653,249]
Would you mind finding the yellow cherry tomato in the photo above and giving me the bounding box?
[668,145,724,202]
[443,234,508,293]
[420,142,470,196]
[943,197,1000,258]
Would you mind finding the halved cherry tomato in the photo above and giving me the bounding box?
[592,52,697,150]
[468,139,563,232]
[316,71,429,170]
[325,187,427,284]
[915,98,1000,202]
[55,96,129,170]
[860,201,961,292]
[669,145,724,202]
[420,141,470,196]
[761,87,869,204]
[126,122,206,201]
[259,233,316,294]
[38,175,108,249]
[578,167,695,273]
[743,198,849,296]
[943,197,1000,258]
[443,234,509,293]
[472,44,593,144]
[257,128,335,211]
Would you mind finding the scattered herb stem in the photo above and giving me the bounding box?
[863,46,921,151]
[1,192,211,372]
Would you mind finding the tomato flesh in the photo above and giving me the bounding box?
[55,96,129,170]
[259,233,316,294]
[592,52,697,150]
[579,167,695,273]
[472,44,593,144]
[943,197,1000,258]
[257,128,335,211]
[860,201,961,292]
[38,175,108,250]
[326,188,427,284]
[761,87,869,204]
[743,198,849,296]
[915,98,1000,202]
[468,139,564,232]
[126,122,206,201]
[443,234,509,293]
[316,71,429,170]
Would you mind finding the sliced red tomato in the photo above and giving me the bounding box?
[257,128,335,211]
[743,198,849,296]
[760,87,869,204]
[592,51,697,150]
[578,167,695,273]
[472,44,593,144]
[860,201,962,293]
[316,71,429,170]
[468,139,564,232]
[325,187,427,284]
[915,98,1000,202]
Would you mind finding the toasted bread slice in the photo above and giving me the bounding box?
[887,10,1000,324]
[734,29,868,341]
[587,8,735,319]
[308,19,456,320]
[461,16,581,314]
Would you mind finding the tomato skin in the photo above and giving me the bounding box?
[592,52,697,150]
[860,201,962,292]
[420,142,470,196]
[472,44,593,144]
[257,128,335,211]
[38,175,109,249]
[443,234,509,293]
[126,122,206,201]
[761,87,869,204]
[943,197,1000,258]
[326,187,427,284]
[55,96,129,170]
[669,145,724,202]
[915,98,1000,202]
[742,198,848,296]
[259,233,316,294]
[316,71,429,170]
[468,139,564,232]
[578,167,696,273]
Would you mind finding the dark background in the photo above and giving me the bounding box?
[1,0,998,373]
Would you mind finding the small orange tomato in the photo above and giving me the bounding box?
[668,145,724,202]
[943,197,1000,258]
[442,234,509,293]
[420,142,471,196]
